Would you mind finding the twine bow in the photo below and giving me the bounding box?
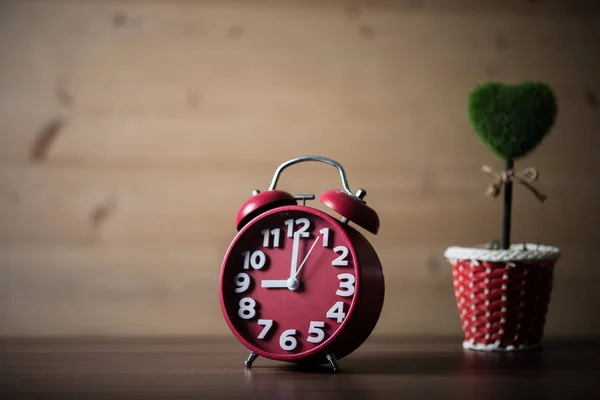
[481,165,547,203]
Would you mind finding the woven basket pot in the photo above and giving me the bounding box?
[444,243,561,352]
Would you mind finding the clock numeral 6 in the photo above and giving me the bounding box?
[242,250,266,270]
[307,321,325,344]
[234,272,251,293]
[279,329,298,351]
[326,301,346,323]
[336,273,355,297]
[238,297,257,320]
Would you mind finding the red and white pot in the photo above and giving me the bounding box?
[444,243,561,351]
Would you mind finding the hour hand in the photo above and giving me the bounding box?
[261,280,289,289]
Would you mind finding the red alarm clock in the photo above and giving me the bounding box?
[218,156,385,372]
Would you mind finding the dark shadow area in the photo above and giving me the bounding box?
[281,363,337,374]
[2,337,600,399]
[280,352,465,376]
[274,342,600,377]
[538,337,600,352]
[243,367,371,400]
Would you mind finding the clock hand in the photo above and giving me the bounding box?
[261,279,289,289]
[289,232,301,279]
[293,236,320,279]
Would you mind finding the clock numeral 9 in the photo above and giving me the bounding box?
[238,297,257,320]
[234,272,251,293]
[284,218,311,238]
[242,250,266,270]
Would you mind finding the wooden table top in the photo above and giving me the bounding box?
[1,337,599,398]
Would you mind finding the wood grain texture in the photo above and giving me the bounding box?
[0,0,599,337]
[1,337,600,398]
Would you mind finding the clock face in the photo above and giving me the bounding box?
[219,205,359,360]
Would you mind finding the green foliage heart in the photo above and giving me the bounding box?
[467,81,558,160]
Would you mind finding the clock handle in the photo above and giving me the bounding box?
[268,155,364,202]
[269,155,380,235]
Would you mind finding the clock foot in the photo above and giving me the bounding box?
[244,351,258,368]
[325,353,340,373]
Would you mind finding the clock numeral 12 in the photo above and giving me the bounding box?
[284,218,311,238]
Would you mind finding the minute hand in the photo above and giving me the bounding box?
[289,232,301,278]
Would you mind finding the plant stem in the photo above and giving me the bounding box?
[502,158,514,250]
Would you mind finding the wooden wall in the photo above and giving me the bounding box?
[0,0,599,337]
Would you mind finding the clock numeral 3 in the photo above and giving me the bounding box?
[234,272,251,293]
[261,228,281,248]
[307,321,325,344]
[257,319,273,339]
[331,246,349,266]
[238,297,257,320]
[284,218,311,238]
[336,273,355,297]
[279,329,298,351]
[326,301,346,323]
[242,250,266,270]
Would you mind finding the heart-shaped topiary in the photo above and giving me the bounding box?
[467,81,558,160]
